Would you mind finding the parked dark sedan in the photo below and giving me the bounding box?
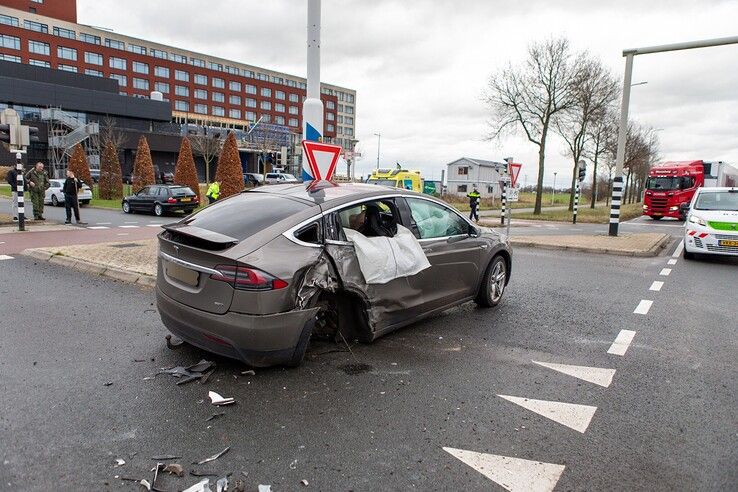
[122,185,199,216]
[156,183,512,367]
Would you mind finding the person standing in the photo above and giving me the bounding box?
[24,162,50,220]
[206,181,220,204]
[5,167,24,221]
[467,185,481,222]
[62,170,87,225]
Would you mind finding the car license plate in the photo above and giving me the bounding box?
[718,239,738,247]
[166,262,199,286]
[180,198,191,202]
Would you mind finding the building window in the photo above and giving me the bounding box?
[190,57,205,67]
[275,116,285,125]
[245,111,257,121]
[212,106,225,117]
[326,112,335,121]
[345,116,354,125]
[212,77,225,88]
[229,95,241,105]
[127,44,146,55]
[457,185,468,193]
[245,98,256,108]
[175,100,189,112]
[225,66,239,75]
[24,20,48,33]
[29,59,51,68]
[288,118,298,127]
[28,40,50,56]
[175,70,189,82]
[132,61,149,74]
[154,66,169,78]
[194,74,207,85]
[289,93,299,103]
[326,123,335,132]
[458,166,469,176]
[105,38,124,50]
[344,127,353,136]
[169,53,187,64]
[257,73,268,81]
[57,64,77,72]
[326,101,335,110]
[229,81,242,92]
[154,81,169,93]
[110,74,127,87]
[53,26,75,39]
[337,126,343,134]
[347,94,355,103]
[151,49,167,59]
[288,106,298,115]
[344,105,354,115]
[84,52,103,65]
[0,14,19,27]
[337,115,344,124]
[260,114,271,123]
[260,101,271,110]
[132,78,149,90]
[80,33,101,45]
[261,87,272,97]
[31,0,45,3]
[245,84,257,94]
[287,80,296,87]
[229,109,241,119]
[0,53,21,63]
[175,85,189,97]
[194,89,207,100]
[85,68,103,77]
[194,104,208,115]
[275,103,285,113]
[109,57,126,70]
[271,76,283,84]
[57,46,77,61]
[275,90,285,100]
[209,62,222,71]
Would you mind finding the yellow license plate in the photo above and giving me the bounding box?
[180,198,191,202]
[718,239,738,247]
[166,262,199,286]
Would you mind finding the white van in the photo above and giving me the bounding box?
[682,187,738,259]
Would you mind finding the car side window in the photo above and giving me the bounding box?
[335,199,400,239]
[406,198,468,239]
[137,187,149,196]
[158,187,170,198]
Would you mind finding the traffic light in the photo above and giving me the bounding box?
[578,162,587,182]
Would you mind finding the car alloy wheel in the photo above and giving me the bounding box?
[122,201,131,213]
[488,257,507,303]
[51,195,59,206]
[154,203,163,216]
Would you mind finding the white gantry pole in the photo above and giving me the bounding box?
[302,0,324,181]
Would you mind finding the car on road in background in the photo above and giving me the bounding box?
[44,179,93,206]
[244,173,264,187]
[683,187,738,259]
[90,169,100,183]
[264,172,299,184]
[122,184,199,216]
[155,183,512,367]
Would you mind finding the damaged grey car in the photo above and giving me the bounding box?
[156,183,512,367]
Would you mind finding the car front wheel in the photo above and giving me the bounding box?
[154,203,164,216]
[475,254,507,308]
[51,195,59,206]
[122,201,131,213]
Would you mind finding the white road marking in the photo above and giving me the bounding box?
[608,330,636,356]
[532,360,615,388]
[119,225,139,229]
[659,268,671,276]
[95,222,111,225]
[634,300,653,315]
[124,221,139,224]
[497,395,597,433]
[667,258,677,265]
[0,241,5,245]
[649,281,664,291]
[87,226,109,230]
[146,224,164,228]
[117,233,129,236]
[0,254,13,260]
[672,240,684,257]
[443,447,565,492]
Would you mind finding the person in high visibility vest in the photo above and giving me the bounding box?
[206,181,221,204]
[467,185,481,222]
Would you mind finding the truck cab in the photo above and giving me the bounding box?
[367,168,423,193]
[643,161,704,220]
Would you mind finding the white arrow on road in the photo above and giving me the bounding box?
[532,360,616,388]
[498,395,597,433]
[443,447,565,492]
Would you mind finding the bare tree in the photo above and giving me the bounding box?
[190,131,224,185]
[605,122,659,204]
[485,37,580,214]
[555,55,619,210]
[99,116,127,152]
[585,108,618,208]
[243,122,289,177]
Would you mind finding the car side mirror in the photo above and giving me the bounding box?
[469,224,480,237]
[679,203,690,214]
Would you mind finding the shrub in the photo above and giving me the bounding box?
[174,137,201,202]
[214,132,244,199]
[67,144,93,185]
[99,140,123,200]
[131,136,156,191]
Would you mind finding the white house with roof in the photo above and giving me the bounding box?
[445,157,505,198]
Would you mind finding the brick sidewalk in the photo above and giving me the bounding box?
[510,232,671,257]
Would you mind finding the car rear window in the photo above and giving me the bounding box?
[170,186,194,196]
[183,193,310,240]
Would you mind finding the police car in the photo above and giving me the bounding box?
[682,187,738,259]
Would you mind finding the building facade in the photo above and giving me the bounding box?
[0,0,357,152]
[446,157,505,198]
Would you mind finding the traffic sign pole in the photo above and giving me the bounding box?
[16,152,25,232]
[573,181,580,224]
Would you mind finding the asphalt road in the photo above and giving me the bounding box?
[1,240,735,491]
[489,214,686,238]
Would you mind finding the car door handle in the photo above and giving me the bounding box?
[480,244,489,249]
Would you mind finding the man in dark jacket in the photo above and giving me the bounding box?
[467,185,481,222]
[24,162,50,220]
[5,167,24,221]
[62,170,86,225]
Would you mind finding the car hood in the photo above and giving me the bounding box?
[691,210,738,222]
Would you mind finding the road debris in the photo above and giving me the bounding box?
[163,463,185,477]
[216,476,229,492]
[206,412,226,422]
[182,478,213,492]
[193,446,230,465]
[151,454,181,461]
[241,370,256,376]
[301,479,309,486]
[258,485,272,492]
[289,459,298,470]
[114,458,126,467]
[119,477,151,490]
[159,360,216,385]
[103,381,113,386]
[208,391,235,406]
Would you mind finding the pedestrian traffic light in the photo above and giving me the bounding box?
[578,161,587,182]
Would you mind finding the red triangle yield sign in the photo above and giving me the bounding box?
[302,140,342,181]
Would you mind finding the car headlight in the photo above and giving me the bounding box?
[643,205,648,210]
[669,206,679,211]
[688,215,706,226]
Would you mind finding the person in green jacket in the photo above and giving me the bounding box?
[206,181,221,204]
[25,162,50,220]
[467,185,481,222]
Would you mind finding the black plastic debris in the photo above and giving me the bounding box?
[205,413,226,422]
[162,463,185,477]
[193,446,230,465]
[158,360,216,385]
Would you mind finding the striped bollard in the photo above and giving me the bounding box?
[573,181,580,224]
[16,152,25,232]
[608,176,624,236]
[500,181,506,226]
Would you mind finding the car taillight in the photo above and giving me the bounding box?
[210,264,288,291]
[167,197,177,203]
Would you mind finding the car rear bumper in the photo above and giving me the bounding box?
[163,203,197,212]
[156,287,318,367]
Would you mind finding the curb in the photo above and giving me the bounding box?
[509,234,672,257]
[23,248,156,287]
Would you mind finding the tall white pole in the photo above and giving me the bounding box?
[302,0,323,180]
[609,53,633,236]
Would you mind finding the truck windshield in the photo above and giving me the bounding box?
[369,179,399,188]
[694,191,738,211]
[646,176,693,190]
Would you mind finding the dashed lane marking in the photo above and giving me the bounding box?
[118,225,139,229]
[124,221,139,224]
[649,281,664,291]
[95,222,111,225]
[87,226,109,230]
[667,258,677,265]
[659,268,672,276]
[672,240,684,257]
[532,361,616,388]
[117,233,129,236]
[608,330,636,356]
[634,300,653,315]
[443,447,565,492]
[497,395,597,433]
[0,254,13,260]
[146,224,163,228]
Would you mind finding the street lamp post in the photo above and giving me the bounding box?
[552,172,557,205]
[374,132,381,170]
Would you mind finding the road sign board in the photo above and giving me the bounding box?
[509,163,522,188]
[507,187,520,202]
[302,140,342,181]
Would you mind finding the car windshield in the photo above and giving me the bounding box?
[170,186,194,197]
[694,191,738,211]
[368,179,398,188]
[646,177,681,190]
[183,193,310,240]
[281,174,296,180]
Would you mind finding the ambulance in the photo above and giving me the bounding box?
[682,187,738,259]
[367,168,423,193]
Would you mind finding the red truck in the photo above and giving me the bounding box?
[643,160,738,220]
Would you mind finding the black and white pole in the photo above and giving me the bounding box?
[500,170,507,226]
[609,176,623,234]
[15,151,25,232]
[573,180,580,224]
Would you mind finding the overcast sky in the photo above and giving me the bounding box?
[78,0,738,186]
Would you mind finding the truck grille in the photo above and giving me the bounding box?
[650,198,668,212]
[706,244,738,254]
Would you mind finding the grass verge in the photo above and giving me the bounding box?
[511,202,644,223]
